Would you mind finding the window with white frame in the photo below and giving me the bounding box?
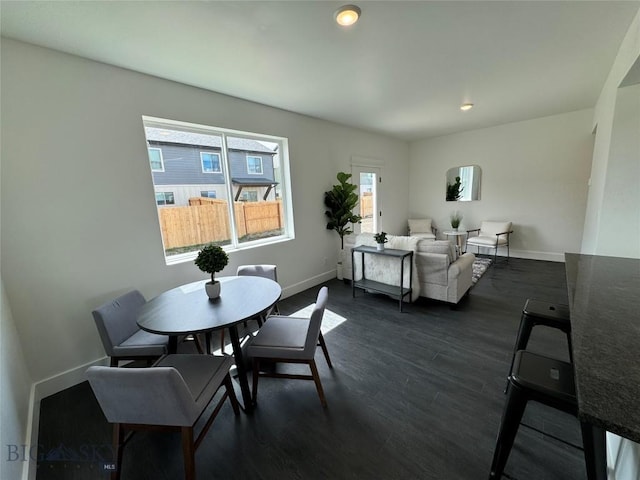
[155,192,175,206]
[148,147,164,172]
[247,155,263,174]
[142,116,293,263]
[240,190,259,202]
[201,152,221,173]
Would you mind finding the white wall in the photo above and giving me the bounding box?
[408,109,594,261]
[583,10,640,256]
[0,38,409,385]
[596,83,640,258]
[0,279,33,479]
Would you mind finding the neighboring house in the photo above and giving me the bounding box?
[145,127,278,206]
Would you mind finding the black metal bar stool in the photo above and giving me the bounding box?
[507,299,572,380]
[489,350,603,479]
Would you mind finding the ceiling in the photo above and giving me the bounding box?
[1,1,638,140]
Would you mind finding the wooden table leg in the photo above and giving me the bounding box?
[228,325,253,413]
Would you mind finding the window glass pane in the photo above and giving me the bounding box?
[143,118,292,263]
[226,136,283,247]
[148,148,164,171]
[247,155,263,174]
[201,152,221,173]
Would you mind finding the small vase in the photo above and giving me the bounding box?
[205,281,221,299]
[452,227,459,232]
[377,243,385,251]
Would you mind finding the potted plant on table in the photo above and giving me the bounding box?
[324,172,362,279]
[194,243,229,299]
[450,211,463,231]
[373,231,388,251]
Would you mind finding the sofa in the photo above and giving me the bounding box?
[343,233,476,305]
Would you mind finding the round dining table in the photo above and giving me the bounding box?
[137,276,282,412]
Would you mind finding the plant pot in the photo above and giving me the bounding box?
[377,243,385,251]
[205,281,221,299]
[451,227,459,232]
[336,262,344,280]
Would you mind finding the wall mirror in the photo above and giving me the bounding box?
[446,165,481,201]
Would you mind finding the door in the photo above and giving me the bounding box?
[351,165,381,234]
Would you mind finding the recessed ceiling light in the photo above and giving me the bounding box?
[335,5,361,26]
[460,103,474,111]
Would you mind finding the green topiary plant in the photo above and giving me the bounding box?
[194,243,229,283]
[324,172,362,249]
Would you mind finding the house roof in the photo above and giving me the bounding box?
[145,127,276,155]
[232,177,278,186]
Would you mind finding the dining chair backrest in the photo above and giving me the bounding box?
[237,264,278,282]
[92,290,146,356]
[304,286,329,355]
[86,365,199,426]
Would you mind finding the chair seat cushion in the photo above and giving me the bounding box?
[248,316,310,359]
[112,329,168,357]
[467,235,508,247]
[156,354,233,405]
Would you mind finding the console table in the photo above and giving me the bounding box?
[351,245,413,311]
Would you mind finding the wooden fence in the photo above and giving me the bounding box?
[360,192,373,218]
[159,198,283,249]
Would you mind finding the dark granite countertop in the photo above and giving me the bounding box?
[565,253,640,443]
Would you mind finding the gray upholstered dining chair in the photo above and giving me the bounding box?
[466,221,513,261]
[92,290,169,366]
[86,354,239,480]
[215,264,282,353]
[236,264,280,317]
[248,286,333,407]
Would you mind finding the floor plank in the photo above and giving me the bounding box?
[36,257,585,479]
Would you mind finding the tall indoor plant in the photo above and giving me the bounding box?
[324,172,362,278]
[194,243,229,299]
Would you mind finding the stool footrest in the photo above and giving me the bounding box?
[519,422,583,451]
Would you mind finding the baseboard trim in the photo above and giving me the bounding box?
[281,270,337,298]
[467,248,565,262]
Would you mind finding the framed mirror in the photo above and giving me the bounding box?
[446,165,481,201]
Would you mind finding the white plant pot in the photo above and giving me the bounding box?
[336,262,344,280]
[377,243,385,251]
[205,281,221,299]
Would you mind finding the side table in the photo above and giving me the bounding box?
[351,245,413,311]
[443,230,467,254]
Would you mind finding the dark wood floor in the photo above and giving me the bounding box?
[36,258,585,480]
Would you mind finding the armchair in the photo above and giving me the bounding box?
[408,218,437,240]
[466,221,513,261]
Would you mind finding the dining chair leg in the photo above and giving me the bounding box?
[308,359,327,407]
[252,358,260,404]
[181,426,196,480]
[112,423,123,480]
[318,332,333,368]
[224,374,241,416]
[192,335,204,354]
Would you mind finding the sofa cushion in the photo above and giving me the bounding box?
[417,239,457,263]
